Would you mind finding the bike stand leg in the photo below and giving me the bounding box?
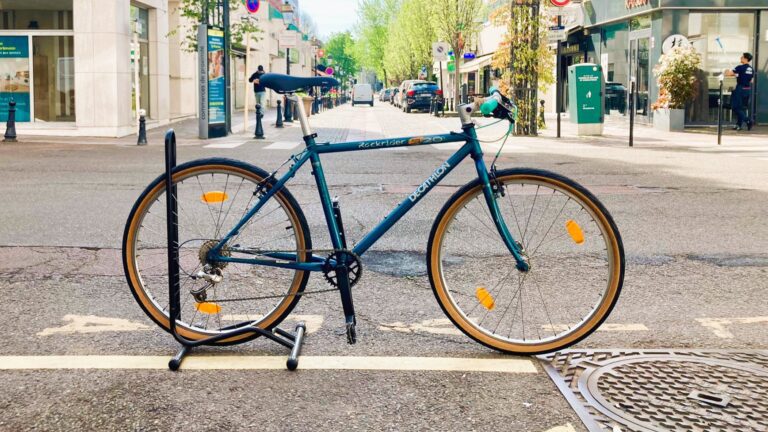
[286,322,306,371]
[169,345,192,371]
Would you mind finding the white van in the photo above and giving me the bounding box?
[352,83,374,106]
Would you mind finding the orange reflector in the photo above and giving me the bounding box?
[201,191,229,204]
[475,287,495,311]
[195,302,222,314]
[566,220,585,244]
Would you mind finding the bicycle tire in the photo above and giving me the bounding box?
[427,168,625,354]
[122,158,312,345]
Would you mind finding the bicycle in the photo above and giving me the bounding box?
[122,73,625,355]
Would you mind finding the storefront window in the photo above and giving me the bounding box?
[687,13,755,124]
[0,0,73,30]
[601,23,629,116]
[130,6,150,118]
[32,36,75,122]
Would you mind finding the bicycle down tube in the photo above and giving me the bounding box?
[212,124,527,271]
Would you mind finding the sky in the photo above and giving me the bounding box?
[300,0,359,40]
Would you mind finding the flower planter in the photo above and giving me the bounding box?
[653,108,685,132]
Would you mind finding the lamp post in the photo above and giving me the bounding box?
[281,1,295,122]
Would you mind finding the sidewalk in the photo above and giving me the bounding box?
[5,105,349,147]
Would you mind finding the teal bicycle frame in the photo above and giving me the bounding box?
[209,123,529,273]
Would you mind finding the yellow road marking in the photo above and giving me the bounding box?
[37,315,150,336]
[0,356,537,373]
[696,317,768,338]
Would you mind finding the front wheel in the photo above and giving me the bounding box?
[427,168,624,354]
[122,158,312,344]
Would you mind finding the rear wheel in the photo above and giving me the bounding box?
[427,168,624,354]
[122,158,312,344]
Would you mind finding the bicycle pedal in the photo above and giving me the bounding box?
[346,322,357,344]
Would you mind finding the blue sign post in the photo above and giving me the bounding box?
[0,36,31,123]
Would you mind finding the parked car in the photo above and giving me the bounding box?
[395,80,425,108]
[352,83,374,106]
[605,82,627,115]
[379,88,393,102]
[389,88,399,106]
[402,81,441,113]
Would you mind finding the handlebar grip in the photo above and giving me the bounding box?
[480,93,502,116]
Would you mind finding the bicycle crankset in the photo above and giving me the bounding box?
[323,250,362,288]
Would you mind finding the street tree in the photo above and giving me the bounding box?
[491,2,554,135]
[430,0,484,111]
[382,0,437,85]
[355,0,399,85]
[321,32,360,91]
[170,0,262,52]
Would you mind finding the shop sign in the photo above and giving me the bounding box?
[662,34,691,54]
[0,36,31,122]
[625,0,649,9]
[561,43,582,55]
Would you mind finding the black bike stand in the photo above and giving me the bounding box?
[163,129,307,372]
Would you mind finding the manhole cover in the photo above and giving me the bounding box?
[539,350,768,432]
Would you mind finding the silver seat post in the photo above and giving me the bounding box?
[287,94,314,137]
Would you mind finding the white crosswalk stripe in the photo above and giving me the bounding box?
[204,141,246,149]
[263,141,302,150]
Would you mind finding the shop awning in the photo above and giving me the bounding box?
[460,53,494,74]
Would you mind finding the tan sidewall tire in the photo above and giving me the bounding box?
[427,169,624,354]
[122,159,310,345]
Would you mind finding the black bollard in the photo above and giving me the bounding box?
[3,98,18,143]
[255,103,265,139]
[312,94,319,115]
[137,111,148,146]
[275,100,284,128]
[284,97,294,123]
[629,81,636,148]
[717,78,724,145]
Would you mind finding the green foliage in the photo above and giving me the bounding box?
[383,0,437,84]
[491,2,554,135]
[321,32,360,90]
[355,0,399,84]
[171,0,262,52]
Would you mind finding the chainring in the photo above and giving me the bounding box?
[323,250,362,288]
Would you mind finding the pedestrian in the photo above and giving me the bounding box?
[724,52,754,131]
[249,65,267,108]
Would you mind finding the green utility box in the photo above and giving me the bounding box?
[568,63,605,136]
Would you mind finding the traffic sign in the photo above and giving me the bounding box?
[550,0,570,6]
[432,42,450,62]
[246,0,260,13]
[279,31,297,48]
[317,49,325,58]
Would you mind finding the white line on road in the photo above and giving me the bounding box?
[696,317,768,338]
[37,315,150,336]
[544,424,577,432]
[380,318,462,336]
[263,141,301,150]
[221,314,324,334]
[203,141,246,149]
[541,323,649,332]
[0,356,537,373]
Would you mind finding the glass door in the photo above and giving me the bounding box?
[629,31,651,122]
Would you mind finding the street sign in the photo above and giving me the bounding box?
[547,26,567,44]
[246,0,260,13]
[550,0,570,6]
[662,34,691,54]
[432,42,450,62]
[279,31,297,48]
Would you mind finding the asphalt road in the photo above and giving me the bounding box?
[1,103,766,431]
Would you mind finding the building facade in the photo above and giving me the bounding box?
[0,0,315,137]
[559,0,768,125]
